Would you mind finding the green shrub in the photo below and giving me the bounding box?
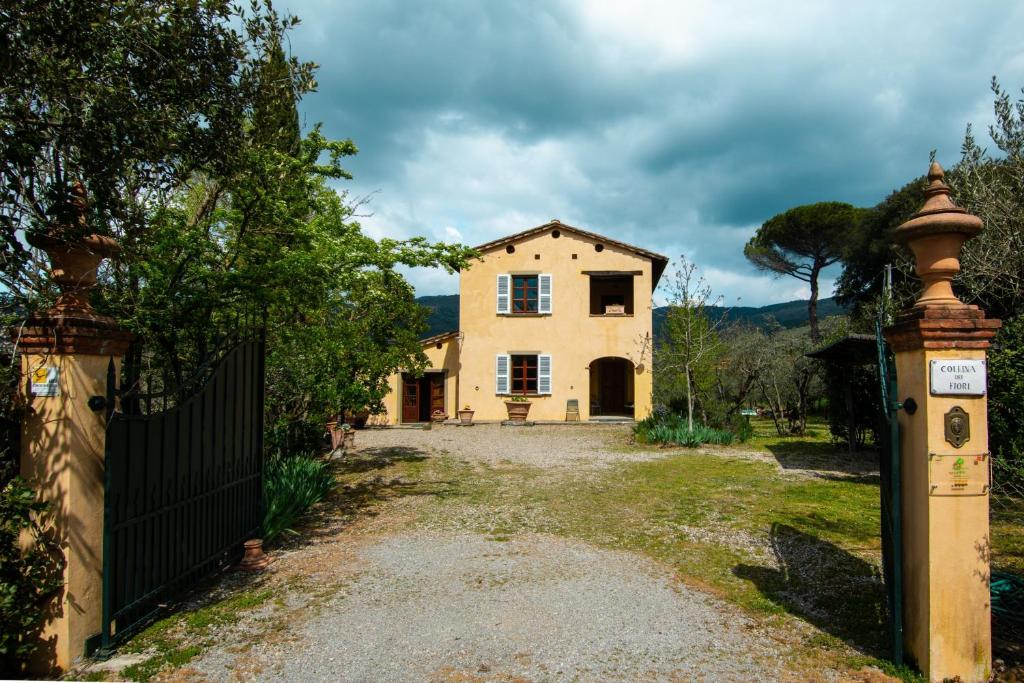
[990,316,1024,486]
[823,362,879,449]
[262,455,336,542]
[635,413,735,447]
[722,412,754,443]
[0,475,65,673]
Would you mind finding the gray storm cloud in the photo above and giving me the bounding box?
[283,0,1024,305]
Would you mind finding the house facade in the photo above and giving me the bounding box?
[377,220,667,423]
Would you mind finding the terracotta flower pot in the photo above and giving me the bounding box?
[457,409,475,425]
[505,401,532,421]
[431,411,448,423]
[238,539,271,571]
[326,420,345,450]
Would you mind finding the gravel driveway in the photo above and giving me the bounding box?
[356,423,664,468]
[195,533,786,682]
[134,425,825,682]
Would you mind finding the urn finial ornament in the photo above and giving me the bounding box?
[16,182,135,355]
[26,182,122,322]
[894,161,983,307]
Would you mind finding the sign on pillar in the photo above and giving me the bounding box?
[930,359,986,396]
[885,162,1001,683]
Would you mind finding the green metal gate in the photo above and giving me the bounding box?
[876,319,904,665]
[100,331,265,651]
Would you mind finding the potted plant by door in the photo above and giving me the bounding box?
[431,408,448,423]
[457,405,475,425]
[505,395,532,421]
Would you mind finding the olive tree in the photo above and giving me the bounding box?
[656,257,728,429]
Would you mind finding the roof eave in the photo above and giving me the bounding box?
[420,330,460,346]
[474,220,670,290]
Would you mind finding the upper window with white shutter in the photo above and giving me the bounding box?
[497,273,552,315]
[538,274,552,314]
[496,274,510,314]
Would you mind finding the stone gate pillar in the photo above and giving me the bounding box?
[885,162,1000,682]
[14,184,133,673]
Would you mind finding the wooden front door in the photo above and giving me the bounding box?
[402,374,420,423]
[429,374,445,416]
[599,359,626,415]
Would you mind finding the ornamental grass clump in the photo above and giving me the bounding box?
[634,413,735,447]
[262,454,336,542]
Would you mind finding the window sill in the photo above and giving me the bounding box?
[499,313,551,317]
[589,313,634,317]
[498,395,547,399]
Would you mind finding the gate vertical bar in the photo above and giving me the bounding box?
[888,358,903,667]
[257,322,267,532]
[101,359,116,653]
[878,318,904,666]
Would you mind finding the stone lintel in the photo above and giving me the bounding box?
[884,304,1001,353]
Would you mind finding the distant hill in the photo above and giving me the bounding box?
[653,297,847,339]
[417,294,846,339]
[417,294,460,337]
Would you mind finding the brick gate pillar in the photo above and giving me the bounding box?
[885,162,1000,682]
[13,184,133,674]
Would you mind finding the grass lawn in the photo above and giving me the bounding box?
[745,414,835,450]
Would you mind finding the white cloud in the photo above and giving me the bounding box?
[574,0,831,67]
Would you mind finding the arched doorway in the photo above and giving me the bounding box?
[589,357,635,418]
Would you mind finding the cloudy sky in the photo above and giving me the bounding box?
[281,0,1024,306]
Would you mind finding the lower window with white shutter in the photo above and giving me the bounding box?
[498,353,552,395]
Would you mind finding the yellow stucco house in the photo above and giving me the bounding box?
[377,220,668,423]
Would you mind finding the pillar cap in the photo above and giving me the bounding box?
[14,317,135,356]
[884,304,1000,352]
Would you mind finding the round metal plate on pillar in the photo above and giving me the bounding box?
[884,162,1001,682]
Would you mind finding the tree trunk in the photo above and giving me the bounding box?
[845,382,856,453]
[685,365,694,430]
[808,263,822,344]
[756,377,785,436]
[796,386,807,435]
